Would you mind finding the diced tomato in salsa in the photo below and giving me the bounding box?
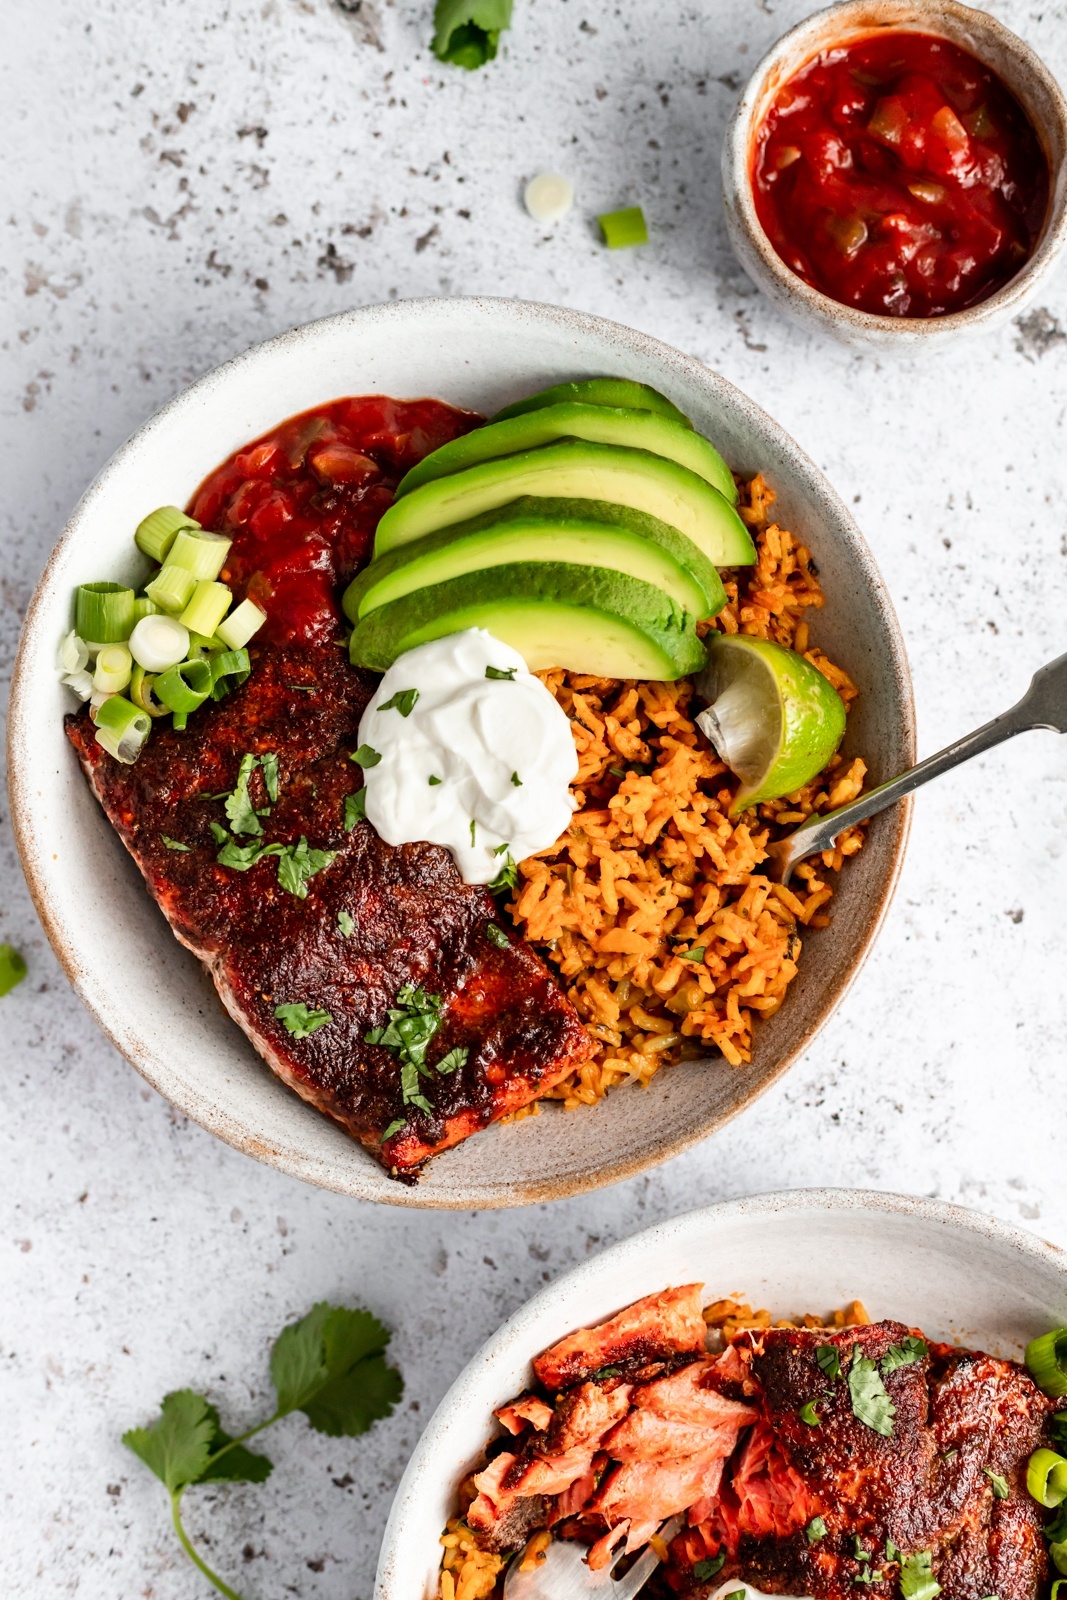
[751,32,1048,318]
[188,395,481,646]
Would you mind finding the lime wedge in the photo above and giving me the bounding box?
[695,634,847,813]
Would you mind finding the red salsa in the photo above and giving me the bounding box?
[752,32,1049,318]
[189,396,480,646]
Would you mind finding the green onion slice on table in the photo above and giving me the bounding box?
[1027,1328,1067,1397]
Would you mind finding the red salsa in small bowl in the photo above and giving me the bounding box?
[751,31,1049,318]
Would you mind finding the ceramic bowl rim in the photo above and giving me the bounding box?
[7,295,915,1208]
[374,1186,1067,1597]
[722,0,1067,341]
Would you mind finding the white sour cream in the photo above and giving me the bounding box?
[710,1585,811,1600]
[356,629,578,884]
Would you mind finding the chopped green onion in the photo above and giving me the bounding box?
[129,613,190,673]
[131,668,167,717]
[210,647,251,698]
[93,694,151,763]
[132,596,160,624]
[599,205,648,249]
[154,658,212,714]
[62,669,94,701]
[1026,1328,1067,1397]
[56,629,89,675]
[168,527,232,581]
[0,943,27,997]
[93,643,133,695]
[178,580,231,639]
[145,562,198,615]
[76,582,135,645]
[1052,1581,1066,1598]
[216,597,267,650]
[172,710,188,731]
[1026,1447,1067,1508]
[135,505,199,564]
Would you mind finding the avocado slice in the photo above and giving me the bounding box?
[349,562,708,679]
[493,378,692,428]
[396,403,737,504]
[345,498,728,623]
[372,441,756,568]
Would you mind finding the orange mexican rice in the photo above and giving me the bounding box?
[506,473,868,1109]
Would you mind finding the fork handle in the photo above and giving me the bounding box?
[769,654,1067,880]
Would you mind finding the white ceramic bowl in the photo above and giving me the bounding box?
[7,298,914,1208]
[722,0,1067,349]
[375,1189,1067,1600]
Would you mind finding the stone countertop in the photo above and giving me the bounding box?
[2,0,1066,1594]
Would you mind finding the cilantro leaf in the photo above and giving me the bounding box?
[881,1335,928,1374]
[899,1550,941,1600]
[488,849,518,894]
[983,1467,1010,1499]
[381,1118,406,1141]
[210,820,230,845]
[432,0,513,69]
[1051,1413,1067,1450]
[270,1304,402,1435]
[806,1516,827,1543]
[692,1554,725,1580]
[847,1346,896,1436]
[351,743,381,768]
[217,837,284,871]
[196,1402,273,1485]
[365,986,447,1112]
[225,753,263,836]
[161,835,191,852]
[276,836,337,899]
[486,922,510,949]
[122,1389,216,1493]
[886,1537,901,1561]
[429,774,442,786]
[379,687,419,716]
[678,946,705,963]
[436,1045,469,1074]
[345,788,367,830]
[485,664,517,680]
[261,751,280,803]
[510,771,522,786]
[816,1343,842,1380]
[274,1002,332,1039]
[337,910,355,938]
[799,1398,822,1426]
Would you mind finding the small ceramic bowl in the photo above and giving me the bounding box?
[8,297,913,1208]
[375,1189,1067,1599]
[722,0,1067,348]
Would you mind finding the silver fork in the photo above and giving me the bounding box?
[503,1519,682,1600]
[763,650,1067,886]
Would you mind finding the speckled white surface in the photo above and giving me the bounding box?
[2,1,1067,1596]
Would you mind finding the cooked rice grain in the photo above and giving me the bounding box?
[507,475,868,1107]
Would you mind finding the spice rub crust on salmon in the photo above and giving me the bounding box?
[65,639,594,1180]
[451,1292,1061,1600]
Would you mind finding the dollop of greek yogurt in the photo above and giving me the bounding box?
[709,1586,811,1600]
[356,629,578,885]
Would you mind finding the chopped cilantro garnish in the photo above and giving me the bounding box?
[344,789,367,830]
[261,751,280,803]
[210,820,229,845]
[510,771,522,786]
[678,946,705,963]
[225,752,263,836]
[983,1467,1009,1499]
[274,1002,332,1038]
[436,1045,469,1074]
[277,836,337,899]
[590,1365,623,1382]
[881,1335,928,1373]
[488,848,518,894]
[365,985,450,1116]
[486,923,510,949]
[899,1550,941,1600]
[381,1119,406,1142]
[428,775,442,786]
[852,1535,870,1561]
[352,744,381,768]
[469,819,477,845]
[217,837,284,871]
[609,765,625,777]
[848,1346,896,1436]
[285,683,315,692]
[337,910,355,938]
[691,1554,725,1580]
[379,687,419,717]
[161,835,191,851]
[799,1399,822,1426]
[806,1516,827,1543]
[723,1592,745,1600]
[485,664,517,680]
[816,1343,842,1380]
[886,1537,901,1561]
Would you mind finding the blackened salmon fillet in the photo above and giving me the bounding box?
[65,637,594,1180]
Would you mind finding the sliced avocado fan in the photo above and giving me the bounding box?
[396,402,737,504]
[372,440,756,568]
[344,498,728,623]
[493,377,692,428]
[349,562,708,680]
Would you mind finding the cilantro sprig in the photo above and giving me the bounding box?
[123,1302,402,1600]
[847,1346,896,1437]
[365,984,465,1121]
